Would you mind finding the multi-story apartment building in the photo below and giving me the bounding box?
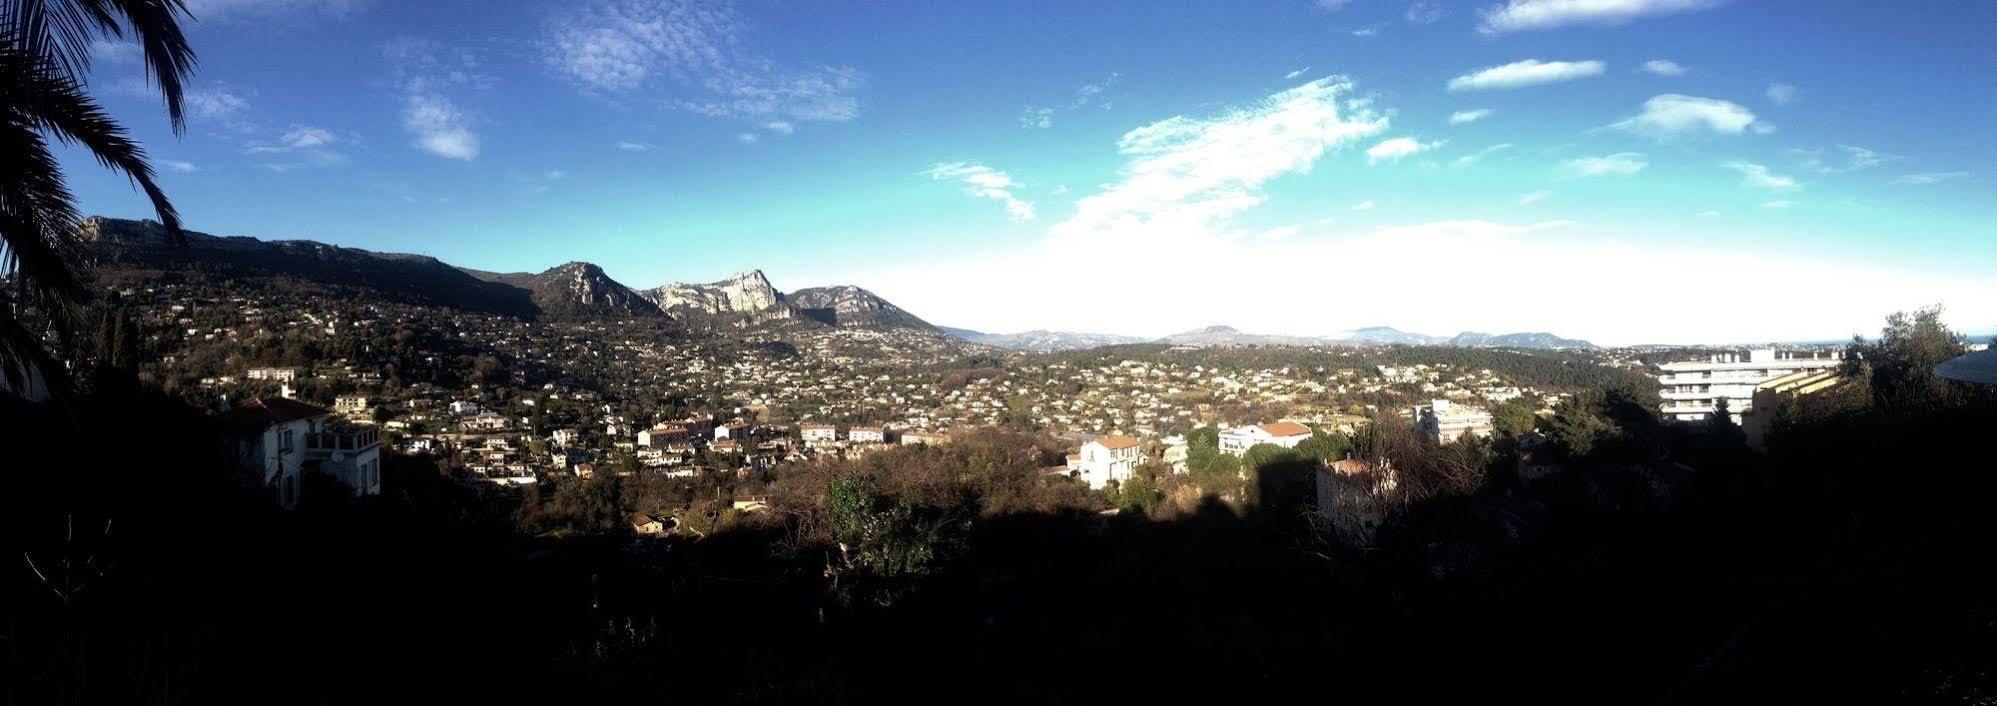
[1410,399,1494,443]
[1657,349,1841,424]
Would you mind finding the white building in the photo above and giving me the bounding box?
[848,426,886,444]
[1657,349,1841,423]
[221,397,381,509]
[1071,435,1143,489]
[1219,422,1312,456]
[801,424,838,442]
[1411,399,1494,443]
[245,366,301,382]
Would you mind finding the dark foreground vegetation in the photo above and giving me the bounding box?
[6,310,1996,705]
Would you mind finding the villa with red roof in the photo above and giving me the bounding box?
[1218,421,1313,456]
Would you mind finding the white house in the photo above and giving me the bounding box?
[1072,435,1143,489]
[551,428,581,447]
[848,426,886,444]
[1219,422,1312,456]
[245,366,301,382]
[801,424,838,442]
[221,397,381,509]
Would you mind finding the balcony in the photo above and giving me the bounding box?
[304,428,379,452]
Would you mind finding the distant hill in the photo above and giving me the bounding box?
[1341,326,1443,346]
[1158,325,1335,347]
[943,328,1150,352]
[83,217,542,318]
[462,262,665,320]
[1446,331,1595,349]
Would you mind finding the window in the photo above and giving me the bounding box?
[278,428,294,453]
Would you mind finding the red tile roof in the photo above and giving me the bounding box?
[1259,422,1312,438]
[1095,435,1141,450]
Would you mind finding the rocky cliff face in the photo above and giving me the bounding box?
[640,269,792,325]
[786,285,935,331]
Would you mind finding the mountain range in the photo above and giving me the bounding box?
[81,216,1593,350]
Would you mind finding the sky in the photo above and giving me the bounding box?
[61,0,1997,345]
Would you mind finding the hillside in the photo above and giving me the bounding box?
[463,262,666,320]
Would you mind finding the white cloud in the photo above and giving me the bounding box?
[1448,108,1494,125]
[160,160,198,173]
[1350,25,1383,36]
[1351,199,1375,211]
[764,121,795,135]
[737,132,759,144]
[1761,200,1795,209]
[1518,189,1552,205]
[1477,0,1721,34]
[1607,94,1760,138]
[926,162,1036,221]
[1313,0,1354,11]
[617,141,654,152]
[187,88,250,122]
[1446,59,1604,91]
[1561,152,1648,177]
[1020,107,1055,128]
[1367,136,1443,164]
[1285,67,1310,80]
[1640,59,1686,76]
[1793,145,1893,173]
[1405,2,1449,23]
[1894,171,1972,185]
[402,93,479,160]
[1051,76,1387,243]
[1451,142,1513,168]
[1723,161,1799,190]
[545,0,865,124]
[279,125,335,149]
[1766,83,1799,105]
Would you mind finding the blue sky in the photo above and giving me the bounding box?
[64,0,1997,344]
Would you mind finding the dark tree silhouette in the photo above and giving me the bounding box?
[1,0,194,398]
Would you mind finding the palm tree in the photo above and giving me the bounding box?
[1,0,194,400]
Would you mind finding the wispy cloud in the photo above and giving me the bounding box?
[1477,0,1721,34]
[1285,67,1311,80]
[1451,142,1513,168]
[385,38,489,160]
[1313,0,1354,11]
[1518,189,1552,205]
[926,162,1036,221]
[1405,2,1449,24]
[1447,59,1604,91]
[1561,152,1648,177]
[1351,199,1375,211]
[1373,219,1578,238]
[1367,136,1443,164]
[1790,145,1892,174]
[1448,108,1494,125]
[187,87,251,123]
[1052,76,1387,242]
[159,160,198,173]
[1640,59,1686,76]
[545,0,865,126]
[1766,82,1799,105]
[183,0,367,21]
[1606,94,1760,138]
[1021,73,1121,129]
[617,141,654,152]
[1894,171,1972,185]
[1723,161,1799,190]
